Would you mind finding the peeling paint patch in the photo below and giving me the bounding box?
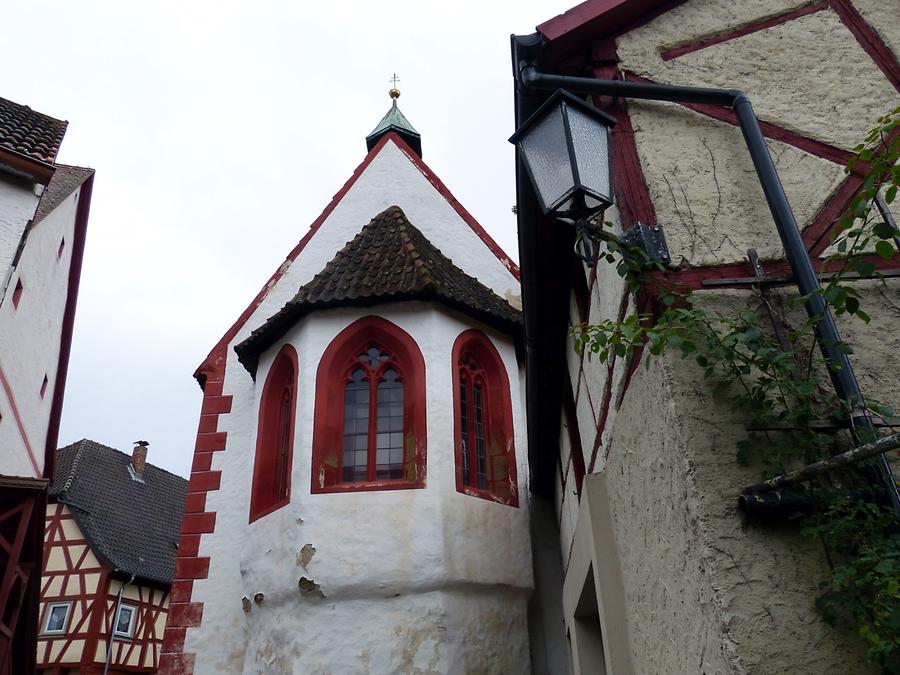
[297,544,316,568]
[298,577,325,598]
[242,596,252,613]
[254,592,265,605]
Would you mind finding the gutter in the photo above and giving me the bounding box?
[511,33,900,513]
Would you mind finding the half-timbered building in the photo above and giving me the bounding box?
[37,439,186,674]
[0,96,94,675]
[512,1,900,673]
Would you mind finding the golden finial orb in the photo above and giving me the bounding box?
[388,73,401,100]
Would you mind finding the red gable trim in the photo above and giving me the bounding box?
[194,132,518,384]
[537,0,684,61]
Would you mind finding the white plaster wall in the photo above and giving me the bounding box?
[0,182,77,477]
[0,176,39,295]
[189,302,531,674]
[617,1,900,151]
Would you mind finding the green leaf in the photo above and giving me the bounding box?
[874,221,897,239]
[856,261,877,278]
[886,185,897,204]
[875,240,896,259]
[845,297,860,314]
[856,309,872,323]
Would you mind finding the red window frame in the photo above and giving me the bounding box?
[311,316,427,493]
[249,344,298,522]
[452,329,518,507]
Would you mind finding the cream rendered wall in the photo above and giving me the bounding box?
[185,137,527,673]
[553,1,899,673]
[0,182,79,477]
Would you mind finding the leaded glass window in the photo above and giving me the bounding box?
[341,346,405,482]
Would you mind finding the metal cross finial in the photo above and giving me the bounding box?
[388,73,401,99]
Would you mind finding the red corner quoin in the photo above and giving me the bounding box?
[159,351,230,674]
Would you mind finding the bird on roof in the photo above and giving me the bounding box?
[133,440,149,447]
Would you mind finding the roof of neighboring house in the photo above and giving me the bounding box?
[236,205,522,373]
[0,96,67,164]
[50,439,188,586]
[33,164,94,224]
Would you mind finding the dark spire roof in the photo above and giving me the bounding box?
[365,97,422,157]
[50,439,188,586]
[235,205,521,374]
[33,164,94,224]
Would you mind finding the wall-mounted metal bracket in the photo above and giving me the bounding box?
[619,222,671,266]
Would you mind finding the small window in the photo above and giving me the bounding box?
[43,602,71,634]
[453,329,518,506]
[12,278,23,309]
[114,603,136,638]
[249,344,298,522]
[312,316,426,493]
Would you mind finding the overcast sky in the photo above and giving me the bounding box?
[4,1,575,477]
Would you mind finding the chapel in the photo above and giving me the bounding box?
[159,90,532,674]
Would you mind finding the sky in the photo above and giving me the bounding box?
[4,1,577,477]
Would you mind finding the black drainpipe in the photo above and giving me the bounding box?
[512,36,900,513]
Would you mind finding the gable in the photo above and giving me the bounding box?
[196,132,520,381]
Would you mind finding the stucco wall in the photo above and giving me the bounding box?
[0,180,79,477]
[550,2,900,672]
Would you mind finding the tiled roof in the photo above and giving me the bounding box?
[236,205,521,372]
[0,96,67,164]
[33,164,94,224]
[50,440,187,586]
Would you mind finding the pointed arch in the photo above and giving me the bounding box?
[452,329,519,507]
[312,316,427,493]
[249,344,297,522]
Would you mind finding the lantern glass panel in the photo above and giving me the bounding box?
[518,104,574,213]
[568,106,612,206]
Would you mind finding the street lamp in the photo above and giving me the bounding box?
[509,89,616,264]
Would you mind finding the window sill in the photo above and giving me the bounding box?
[249,496,291,523]
[312,479,425,494]
[457,485,519,508]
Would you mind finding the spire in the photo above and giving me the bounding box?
[365,76,422,157]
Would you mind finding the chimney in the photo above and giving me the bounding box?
[131,440,149,479]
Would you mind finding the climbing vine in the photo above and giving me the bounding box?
[574,107,900,670]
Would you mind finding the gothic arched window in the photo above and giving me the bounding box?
[312,316,426,493]
[452,330,518,506]
[249,344,298,522]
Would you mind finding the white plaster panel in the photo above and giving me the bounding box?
[851,0,900,57]
[575,372,597,458]
[618,2,900,150]
[628,101,846,267]
[188,303,531,672]
[0,177,39,294]
[559,407,572,473]
[0,184,79,477]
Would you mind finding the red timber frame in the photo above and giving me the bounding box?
[98,582,169,672]
[452,329,519,506]
[311,316,427,494]
[0,477,46,675]
[249,344,298,523]
[534,1,900,484]
[38,502,170,673]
